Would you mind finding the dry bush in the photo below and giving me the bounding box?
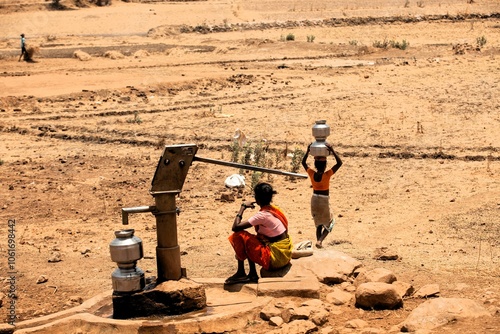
[73,50,92,61]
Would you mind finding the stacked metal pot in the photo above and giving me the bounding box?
[109,229,145,293]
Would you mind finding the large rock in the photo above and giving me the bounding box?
[401,297,491,332]
[295,250,362,284]
[354,267,397,287]
[355,282,403,310]
[112,278,206,319]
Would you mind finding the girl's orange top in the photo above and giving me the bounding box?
[306,168,334,191]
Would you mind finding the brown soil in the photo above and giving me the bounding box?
[0,0,499,332]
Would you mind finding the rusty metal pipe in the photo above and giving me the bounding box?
[193,156,307,179]
[121,206,156,225]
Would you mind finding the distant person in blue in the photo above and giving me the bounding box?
[19,33,27,62]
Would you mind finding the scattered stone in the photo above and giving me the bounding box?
[281,305,310,323]
[318,326,339,334]
[392,280,414,298]
[354,267,397,287]
[300,299,324,308]
[269,316,284,326]
[345,318,368,329]
[133,50,150,58]
[104,50,125,60]
[373,247,400,261]
[48,252,62,263]
[73,50,92,61]
[326,287,353,305]
[69,296,83,304]
[260,304,282,321]
[310,307,329,326]
[355,282,403,310]
[220,192,235,202]
[340,281,356,292]
[279,319,317,334]
[36,275,48,284]
[80,248,91,255]
[401,297,491,332]
[414,283,440,298]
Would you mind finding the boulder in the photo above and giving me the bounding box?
[401,297,491,332]
[297,250,362,284]
[354,267,397,287]
[355,282,403,310]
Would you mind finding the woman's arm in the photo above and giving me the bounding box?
[231,201,255,232]
[326,143,342,173]
[301,144,311,171]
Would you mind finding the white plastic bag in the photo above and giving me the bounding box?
[224,174,245,188]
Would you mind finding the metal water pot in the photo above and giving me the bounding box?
[312,120,330,140]
[110,229,145,292]
[110,229,143,269]
[310,141,329,157]
[310,120,330,157]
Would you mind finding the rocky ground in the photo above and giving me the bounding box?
[0,0,499,333]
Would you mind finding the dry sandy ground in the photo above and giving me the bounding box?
[0,0,499,333]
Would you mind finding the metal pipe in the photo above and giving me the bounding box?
[121,206,156,225]
[193,156,307,179]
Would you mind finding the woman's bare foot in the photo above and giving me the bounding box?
[315,241,322,248]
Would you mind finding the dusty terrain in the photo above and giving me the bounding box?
[0,0,499,332]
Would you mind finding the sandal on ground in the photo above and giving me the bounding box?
[224,274,258,285]
[247,274,259,283]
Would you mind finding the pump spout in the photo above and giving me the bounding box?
[121,206,156,225]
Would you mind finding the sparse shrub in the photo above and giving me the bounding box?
[240,143,253,166]
[476,36,487,48]
[390,39,409,50]
[230,140,241,163]
[417,1,424,7]
[373,38,390,49]
[286,33,295,41]
[307,35,315,43]
[404,0,410,8]
[251,171,262,190]
[127,111,142,124]
[373,38,409,50]
[349,40,359,46]
[290,147,305,173]
[0,159,4,166]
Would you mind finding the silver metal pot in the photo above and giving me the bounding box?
[312,120,330,140]
[111,267,145,292]
[310,141,329,157]
[109,229,143,268]
[310,120,331,157]
[110,229,145,292]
